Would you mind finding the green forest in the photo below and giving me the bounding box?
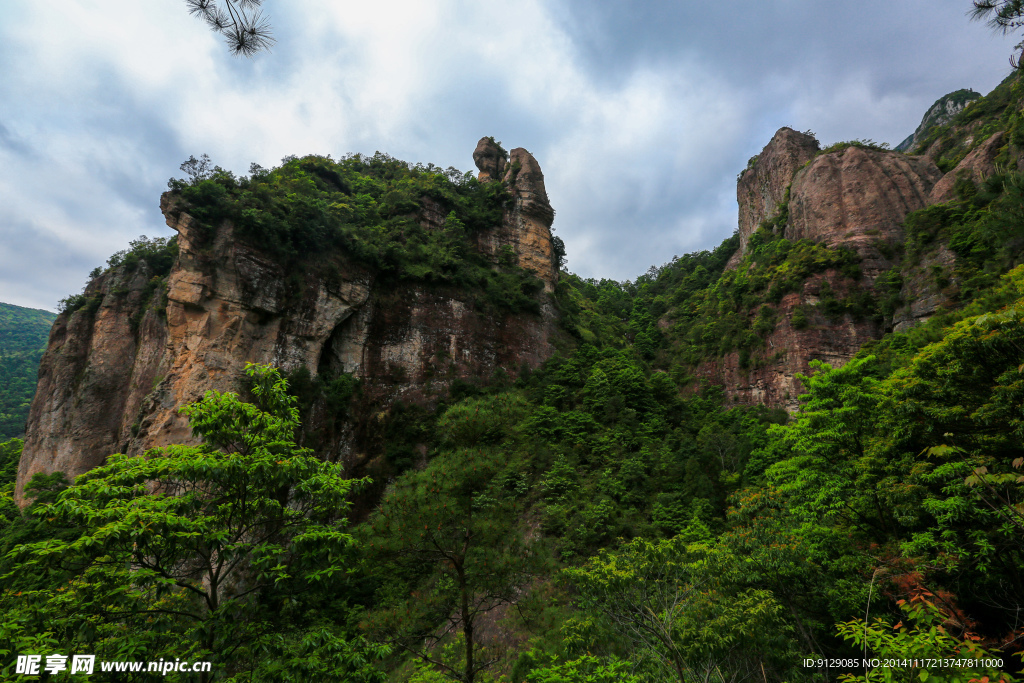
[0,303,55,440]
[4,75,1024,683]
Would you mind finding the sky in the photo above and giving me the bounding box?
[0,0,1019,311]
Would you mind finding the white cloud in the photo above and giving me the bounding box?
[0,0,1021,308]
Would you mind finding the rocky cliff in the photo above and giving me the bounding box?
[473,138,559,292]
[702,110,1014,407]
[730,127,819,267]
[787,145,943,276]
[16,141,561,504]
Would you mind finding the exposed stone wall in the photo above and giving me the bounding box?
[689,270,881,411]
[472,138,559,292]
[16,141,560,504]
[787,146,943,277]
[730,128,819,268]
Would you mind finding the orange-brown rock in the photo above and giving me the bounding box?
[787,146,943,276]
[703,131,950,409]
[474,140,559,292]
[16,266,170,502]
[730,128,819,267]
[473,137,506,183]
[928,132,1005,204]
[16,144,560,505]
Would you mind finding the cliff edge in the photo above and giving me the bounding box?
[16,141,561,504]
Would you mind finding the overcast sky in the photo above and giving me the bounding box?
[0,0,1018,311]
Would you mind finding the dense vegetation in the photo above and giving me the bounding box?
[0,303,55,439]
[165,149,549,313]
[6,70,1024,683]
[4,257,1024,680]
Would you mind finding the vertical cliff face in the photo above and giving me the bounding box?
[729,128,820,268]
[472,138,559,292]
[16,141,560,504]
[18,266,172,497]
[787,145,943,276]
[689,271,884,411]
[702,122,1004,408]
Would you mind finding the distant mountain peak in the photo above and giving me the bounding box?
[895,88,981,152]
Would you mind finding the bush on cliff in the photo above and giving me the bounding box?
[166,153,543,314]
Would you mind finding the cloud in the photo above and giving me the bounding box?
[0,0,1020,307]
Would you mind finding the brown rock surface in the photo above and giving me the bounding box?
[17,268,170,501]
[787,146,943,276]
[690,271,881,410]
[928,132,1005,204]
[731,128,819,267]
[16,144,560,504]
[473,137,506,183]
[474,143,559,292]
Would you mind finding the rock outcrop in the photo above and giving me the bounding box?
[473,139,559,292]
[691,271,881,411]
[730,128,819,267]
[707,126,966,408]
[16,141,560,504]
[472,137,506,183]
[928,132,1005,204]
[787,146,943,276]
[895,89,981,152]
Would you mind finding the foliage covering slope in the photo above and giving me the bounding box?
[0,302,55,439]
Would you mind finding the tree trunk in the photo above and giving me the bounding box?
[461,571,474,683]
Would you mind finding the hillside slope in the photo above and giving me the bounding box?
[0,302,55,439]
[6,72,1024,683]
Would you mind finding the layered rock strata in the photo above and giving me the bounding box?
[16,141,559,504]
[473,138,559,292]
[729,128,819,268]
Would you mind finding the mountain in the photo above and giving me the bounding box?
[7,72,1024,681]
[0,302,55,439]
[894,87,981,151]
[17,73,1024,498]
[15,141,563,502]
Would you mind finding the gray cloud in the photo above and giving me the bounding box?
[0,0,1020,305]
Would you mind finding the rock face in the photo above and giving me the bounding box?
[473,139,559,292]
[928,132,1005,204]
[706,126,969,408]
[16,141,560,504]
[787,146,943,276]
[472,137,506,183]
[730,128,819,267]
[18,266,171,498]
[691,272,881,411]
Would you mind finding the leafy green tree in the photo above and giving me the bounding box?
[0,364,379,681]
[563,537,797,683]
[755,357,888,534]
[836,600,1015,683]
[522,654,641,683]
[363,444,538,683]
